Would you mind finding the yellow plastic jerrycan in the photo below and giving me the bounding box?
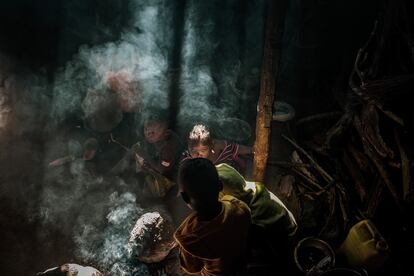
[338,219,389,271]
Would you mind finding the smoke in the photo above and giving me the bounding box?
[1,1,266,274]
[73,192,145,271]
[0,55,12,131]
[177,0,265,134]
[39,163,150,272]
[50,0,177,126]
[32,3,178,273]
[0,84,11,130]
[49,0,265,136]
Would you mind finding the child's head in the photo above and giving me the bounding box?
[178,158,222,213]
[142,109,168,144]
[187,124,213,158]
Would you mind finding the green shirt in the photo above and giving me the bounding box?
[216,163,297,236]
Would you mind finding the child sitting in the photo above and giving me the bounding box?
[111,108,183,198]
[216,163,297,237]
[182,124,252,174]
[174,158,251,276]
[216,163,297,269]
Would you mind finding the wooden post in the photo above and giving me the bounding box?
[253,0,286,181]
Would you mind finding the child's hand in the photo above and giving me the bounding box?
[135,153,145,166]
[135,153,145,173]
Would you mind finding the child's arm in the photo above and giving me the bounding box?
[215,140,253,156]
[237,144,253,156]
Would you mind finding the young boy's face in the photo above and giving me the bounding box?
[189,144,211,159]
[144,121,167,144]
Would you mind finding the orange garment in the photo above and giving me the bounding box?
[174,195,251,276]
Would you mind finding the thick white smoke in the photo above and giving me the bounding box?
[36,0,265,272]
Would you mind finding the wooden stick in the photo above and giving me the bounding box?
[252,0,287,181]
[342,151,367,202]
[110,133,129,151]
[365,177,385,217]
[290,167,322,192]
[354,116,404,211]
[360,103,394,159]
[324,112,353,151]
[348,144,371,172]
[318,187,336,237]
[394,128,413,200]
[269,160,331,195]
[295,111,342,127]
[337,186,349,230]
[282,134,334,184]
[268,161,312,168]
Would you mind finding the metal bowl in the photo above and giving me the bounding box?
[294,237,336,274]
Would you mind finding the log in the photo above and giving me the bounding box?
[354,115,403,211]
[291,167,321,193]
[347,144,371,172]
[318,187,337,237]
[323,111,353,151]
[365,177,385,217]
[394,128,413,200]
[360,103,394,159]
[282,135,334,184]
[267,160,312,169]
[337,186,349,230]
[291,151,318,183]
[376,104,404,126]
[269,159,325,195]
[252,0,287,181]
[342,151,367,202]
[295,111,342,127]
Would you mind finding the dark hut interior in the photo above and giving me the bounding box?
[1,0,413,275]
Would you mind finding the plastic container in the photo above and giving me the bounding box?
[338,220,389,271]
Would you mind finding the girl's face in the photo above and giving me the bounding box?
[189,144,211,159]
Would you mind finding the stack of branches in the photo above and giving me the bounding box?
[273,91,412,240]
[272,0,414,240]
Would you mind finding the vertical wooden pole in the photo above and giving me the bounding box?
[253,0,286,181]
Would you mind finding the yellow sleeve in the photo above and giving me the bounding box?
[178,247,203,275]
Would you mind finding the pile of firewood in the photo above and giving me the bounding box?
[277,97,412,237]
[272,5,414,240]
